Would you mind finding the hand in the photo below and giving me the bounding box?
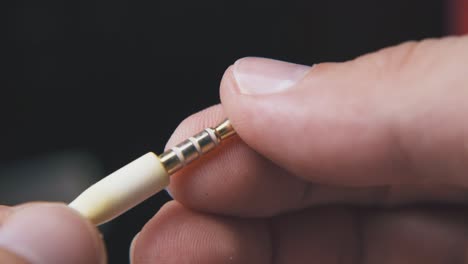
[131,36,468,263]
[0,203,105,264]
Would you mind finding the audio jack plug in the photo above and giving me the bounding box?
[69,119,236,225]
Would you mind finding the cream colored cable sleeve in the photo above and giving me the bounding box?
[69,152,169,225]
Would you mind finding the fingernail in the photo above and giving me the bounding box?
[233,57,310,95]
[0,204,105,264]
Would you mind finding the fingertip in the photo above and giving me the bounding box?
[219,64,251,134]
[219,56,402,186]
[0,203,106,264]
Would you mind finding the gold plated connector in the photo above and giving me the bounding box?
[158,119,236,175]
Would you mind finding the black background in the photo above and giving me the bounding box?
[3,1,445,263]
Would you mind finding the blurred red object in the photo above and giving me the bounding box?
[450,0,468,34]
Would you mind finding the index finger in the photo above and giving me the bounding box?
[165,105,468,217]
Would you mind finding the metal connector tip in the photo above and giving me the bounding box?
[159,119,236,175]
[214,119,236,141]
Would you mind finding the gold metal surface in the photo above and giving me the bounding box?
[193,130,217,153]
[215,119,236,140]
[159,119,236,175]
[158,150,183,174]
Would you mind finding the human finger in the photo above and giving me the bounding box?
[133,201,468,263]
[0,203,106,264]
[221,36,468,187]
[166,105,468,217]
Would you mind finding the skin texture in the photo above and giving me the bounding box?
[3,35,468,264]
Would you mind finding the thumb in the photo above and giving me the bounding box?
[221,36,468,186]
[0,203,106,264]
